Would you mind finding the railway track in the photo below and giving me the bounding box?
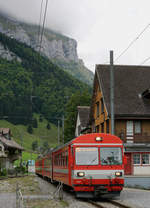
[88,199,132,208]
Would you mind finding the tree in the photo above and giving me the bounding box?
[42,141,49,151]
[46,123,51,130]
[39,115,43,122]
[32,118,38,128]
[27,124,33,134]
[64,90,91,143]
[32,140,38,151]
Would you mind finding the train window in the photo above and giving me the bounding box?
[75,147,98,165]
[100,147,122,165]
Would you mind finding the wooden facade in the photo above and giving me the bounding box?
[89,65,150,176]
[91,75,110,134]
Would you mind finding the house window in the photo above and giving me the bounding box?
[96,102,99,117]
[126,120,142,135]
[142,154,149,164]
[133,154,140,164]
[134,121,141,134]
[126,121,133,136]
[101,99,104,113]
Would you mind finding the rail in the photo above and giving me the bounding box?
[53,182,63,200]
[16,183,24,208]
[88,199,133,208]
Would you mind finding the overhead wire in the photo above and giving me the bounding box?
[37,0,44,47]
[114,23,150,63]
[140,56,150,65]
[39,0,49,53]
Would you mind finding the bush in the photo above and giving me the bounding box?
[39,115,43,122]
[32,118,38,128]
[32,140,38,151]
[0,168,7,176]
[15,166,26,174]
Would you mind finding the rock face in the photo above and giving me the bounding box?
[0,14,79,63]
[0,42,21,62]
[0,13,94,85]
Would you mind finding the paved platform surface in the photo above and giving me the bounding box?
[0,187,150,208]
[115,188,150,208]
[125,176,150,189]
[0,193,16,208]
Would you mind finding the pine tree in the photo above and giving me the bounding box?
[47,123,51,130]
[27,124,33,134]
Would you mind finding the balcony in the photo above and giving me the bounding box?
[116,132,150,144]
[134,134,150,143]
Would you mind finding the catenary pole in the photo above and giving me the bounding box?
[62,115,64,144]
[110,50,115,134]
[58,120,60,145]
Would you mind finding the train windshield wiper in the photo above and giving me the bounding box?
[86,157,97,168]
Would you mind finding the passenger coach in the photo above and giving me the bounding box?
[36,133,125,198]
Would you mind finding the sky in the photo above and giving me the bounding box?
[0,0,150,72]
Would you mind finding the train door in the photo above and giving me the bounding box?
[68,145,74,186]
[124,153,132,175]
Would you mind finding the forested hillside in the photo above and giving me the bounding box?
[0,13,94,85]
[0,32,91,126]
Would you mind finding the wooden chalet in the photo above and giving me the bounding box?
[75,106,90,137]
[89,64,150,175]
[0,128,23,170]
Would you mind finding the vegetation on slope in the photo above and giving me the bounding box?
[0,114,58,151]
[0,32,91,127]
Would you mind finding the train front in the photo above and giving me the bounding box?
[71,134,124,198]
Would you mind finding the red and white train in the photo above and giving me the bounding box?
[35,133,125,198]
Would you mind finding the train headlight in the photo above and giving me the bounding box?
[77,172,85,177]
[115,172,122,177]
[96,137,103,142]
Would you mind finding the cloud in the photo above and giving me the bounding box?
[1,0,150,72]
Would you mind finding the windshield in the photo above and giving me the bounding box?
[75,147,98,165]
[100,147,122,165]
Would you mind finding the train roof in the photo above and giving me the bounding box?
[52,133,123,153]
[72,133,123,145]
[36,134,123,160]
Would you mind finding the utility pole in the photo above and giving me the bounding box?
[62,115,64,144]
[110,50,115,135]
[58,120,60,145]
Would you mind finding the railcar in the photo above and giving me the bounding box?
[35,133,125,198]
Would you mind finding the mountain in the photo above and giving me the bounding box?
[0,31,91,126]
[0,13,94,85]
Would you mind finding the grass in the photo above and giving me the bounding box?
[0,114,59,151]
[0,115,59,164]
[14,151,38,166]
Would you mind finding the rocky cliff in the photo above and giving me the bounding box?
[0,13,93,85]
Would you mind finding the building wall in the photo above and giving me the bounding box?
[92,76,110,133]
[115,120,126,141]
[91,74,150,176]
[75,114,81,137]
[134,166,150,175]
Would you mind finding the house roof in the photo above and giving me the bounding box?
[0,136,24,150]
[0,128,23,150]
[77,106,90,127]
[96,64,150,117]
[0,128,10,134]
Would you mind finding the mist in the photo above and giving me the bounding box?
[1,0,150,72]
